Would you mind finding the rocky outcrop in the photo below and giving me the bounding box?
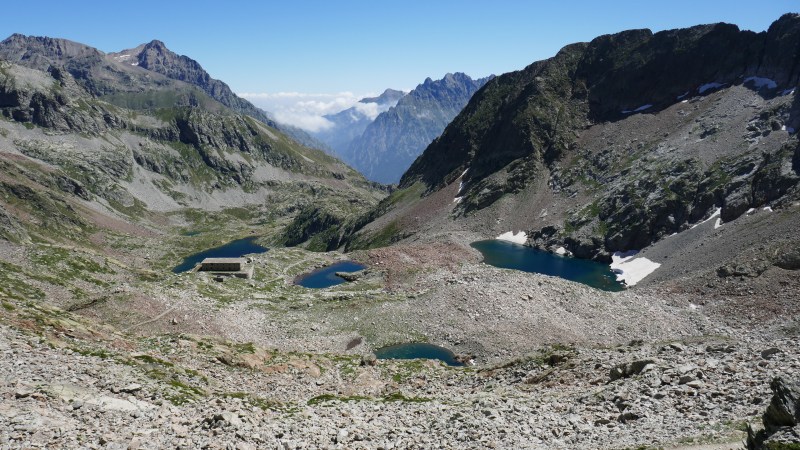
[748,377,800,449]
[123,40,276,127]
[0,61,119,134]
[281,205,348,251]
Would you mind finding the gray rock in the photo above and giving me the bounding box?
[360,354,378,366]
[120,383,142,393]
[747,377,800,449]
[609,359,657,381]
[335,270,365,282]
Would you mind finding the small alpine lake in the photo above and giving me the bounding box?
[374,343,465,366]
[172,236,269,273]
[471,239,624,291]
[294,261,367,289]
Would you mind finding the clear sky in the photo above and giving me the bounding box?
[2,1,797,130]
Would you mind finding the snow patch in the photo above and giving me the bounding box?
[610,251,661,287]
[698,82,724,94]
[496,231,527,245]
[691,207,721,229]
[781,88,795,96]
[677,91,689,100]
[714,218,722,229]
[555,247,568,256]
[763,206,773,212]
[746,208,756,215]
[622,104,653,114]
[744,76,777,90]
[454,168,469,200]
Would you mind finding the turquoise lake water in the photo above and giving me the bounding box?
[295,261,367,289]
[172,236,269,273]
[470,239,624,291]
[374,342,464,366]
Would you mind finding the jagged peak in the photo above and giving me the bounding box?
[144,39,167,49]
[0,33,101,52]
[359,88,406,105]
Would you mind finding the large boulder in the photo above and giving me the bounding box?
[747,377,800,449]
[609,359,657,381]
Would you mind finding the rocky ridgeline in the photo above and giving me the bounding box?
[0,41,380,242]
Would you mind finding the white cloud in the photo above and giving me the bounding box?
[352,102,384,121]
[238,90,403,132]
[239,91,374,132]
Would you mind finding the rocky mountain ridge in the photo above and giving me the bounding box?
[0,34,383,247]
[0,34,326,149]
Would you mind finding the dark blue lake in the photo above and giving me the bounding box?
[375,343,464,366]
[295,261,366,289]
[172,236,269,273]
[471,239,624,291]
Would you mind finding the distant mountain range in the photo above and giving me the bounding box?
[313,89,405,158]
[311,73,492,184]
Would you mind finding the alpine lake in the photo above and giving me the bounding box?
[471,239,624,291]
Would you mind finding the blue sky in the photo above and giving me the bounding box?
[2,1,797,130]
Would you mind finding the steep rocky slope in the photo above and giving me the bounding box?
[346,15,800,272]
[0,34,325,150]
[0,35,383,249]
[346,73,492,184]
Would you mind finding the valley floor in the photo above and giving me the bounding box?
[1,224,799,449]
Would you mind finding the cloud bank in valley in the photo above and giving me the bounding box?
[238,91,373,132]
[239,91,403,132]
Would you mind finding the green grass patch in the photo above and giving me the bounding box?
[133,354,174,367]
[0,261,46,301]
[307,394,371,406]
[382,392,431,403]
